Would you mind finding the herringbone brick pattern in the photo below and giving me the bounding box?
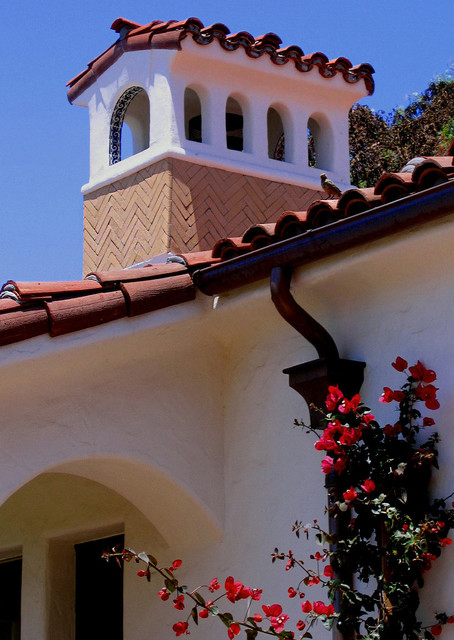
[83,160,172,273]
[83,158,319,273]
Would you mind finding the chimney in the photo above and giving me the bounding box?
[67,18,374,273]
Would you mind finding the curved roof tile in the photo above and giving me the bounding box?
[67,17,375,102]
[0,155,453,348]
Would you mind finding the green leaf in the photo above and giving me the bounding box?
[218,613,234,628]
[165,578,176,593]
[191,607,198,625]
[245,629,258,640]
[193,592,206,606]
[209,605,219,616]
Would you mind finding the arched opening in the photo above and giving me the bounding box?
[267,107,285,161]
[109,87,150,165]
[226,97,243,151]
[184,87,202,143]
[307,114,333,171]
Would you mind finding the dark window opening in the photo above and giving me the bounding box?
[75,534,124,640]
[226,98,243,151]
[0,557,21,640]
[185,88,202,143]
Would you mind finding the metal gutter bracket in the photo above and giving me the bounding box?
[270,266,365,429]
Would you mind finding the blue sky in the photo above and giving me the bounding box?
[1,0,453,283]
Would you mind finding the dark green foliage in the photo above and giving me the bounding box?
[349,72,454,188]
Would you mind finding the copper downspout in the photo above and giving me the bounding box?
[270,266,339,360]
[270,266,357,640]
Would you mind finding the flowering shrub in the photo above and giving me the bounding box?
[106,358,454,640]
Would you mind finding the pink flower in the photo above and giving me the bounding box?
[158,588,170,601]
[343,487,357,503]
[321,456,334,474]
[173,622,189,636]
[361,479,375,493]
[173,595,185,610]
[270,614,289,633]
[392,357,408,372]
[288,587,297,598]
[253,613,263,623]
[251,588,262,601]
[296,620,306,631]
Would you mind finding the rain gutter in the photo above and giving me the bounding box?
[195,180,454,296]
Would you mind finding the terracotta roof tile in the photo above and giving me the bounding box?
[120,273,195,317]
[67,17,375,102]
[1,156,453,348]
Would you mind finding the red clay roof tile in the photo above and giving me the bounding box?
[0,156,453,348]
[120,273,195,317]
[67,17,375,102]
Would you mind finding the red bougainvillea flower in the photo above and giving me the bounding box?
[339,394,361,414]
[158,588,170,601]
[199,609,209,619]
[441,538,452,546]
[225,577,245,603]
[137,569,149,577]
[262,604,282,618]
[384,422,402,438]
[392,356,408,372]
[296,620,306,631]
[270,614,290,633]
[415,383,440,410]
[321,456,334,474]
[306,576,320,586]
[343,487,358,503]
[361,479,375,493]
[288,587,297,598]
[423,417,435,427]
[334,456,347,473]
[301,601,312,613]
[323,565,335,578]
[253,613,263,623]
[325,604,335,616]
[380,388,405,404]
[173,621,189,636]
[325,386,343,411]
[251,588,262,601]
[448,616,454,624]
[228,623,241,639]
[208,578,221,592]
[431,624,442,636]
[314,552,325,561]
[169,559,182,571]
[409,361,436,383]
[173,595,185,610]
[313,601,328,615]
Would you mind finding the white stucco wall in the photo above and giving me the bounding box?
[1,213,454,639]
[73,41,368,194]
